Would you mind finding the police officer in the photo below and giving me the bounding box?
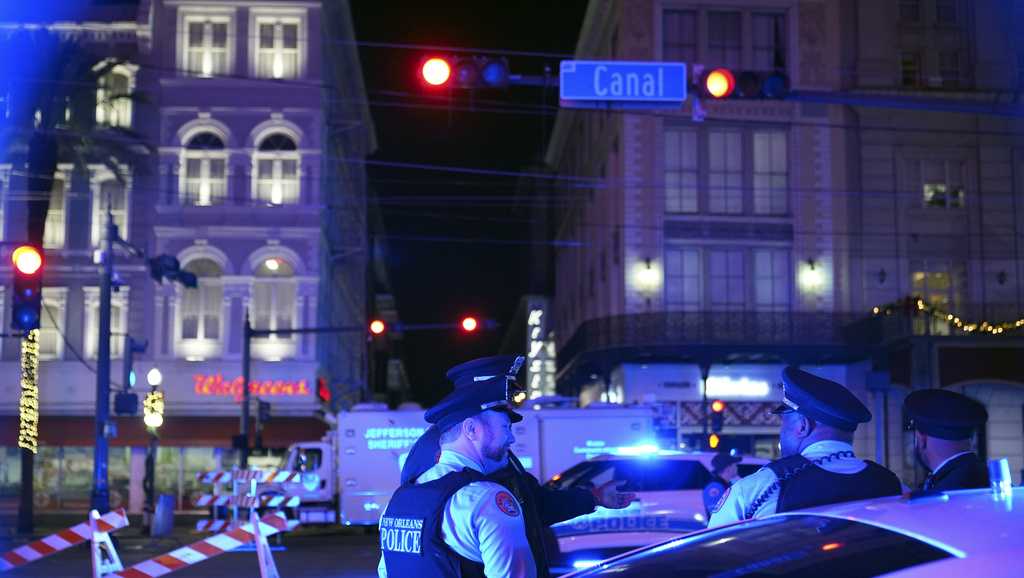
[708,367,902,527]
[904,389,989,491]
[378,358,536,578]
[703,451,742,518]
[399,356,635,578]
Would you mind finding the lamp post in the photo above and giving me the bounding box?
[142,367,163,531]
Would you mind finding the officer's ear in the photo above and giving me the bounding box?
[914,430,927,450]
[462,416,481,441]
[798,415,815,437]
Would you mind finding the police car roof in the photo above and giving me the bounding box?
[776,487,1024,558]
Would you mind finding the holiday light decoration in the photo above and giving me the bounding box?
[19,329,40,453]
[872,296,1024,335]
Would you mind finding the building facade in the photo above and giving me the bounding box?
[547,0,1024,485]
[0,0,375,513]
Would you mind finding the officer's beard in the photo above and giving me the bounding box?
[479,428,511,473]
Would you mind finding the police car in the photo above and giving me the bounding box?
[545,448,768,574]
[562,486,1024,577]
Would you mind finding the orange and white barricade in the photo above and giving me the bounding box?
[193,469,304,533]
[110,511,298,578]
[0,508,128,574]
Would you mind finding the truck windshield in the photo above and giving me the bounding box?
[571,515,952,577]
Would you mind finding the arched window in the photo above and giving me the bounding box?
[181,132,227,206]
[253,133,299,205]
[251,256,296,333]
[95,65,134,128]
[180,258,223,343]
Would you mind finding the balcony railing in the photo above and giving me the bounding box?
[559,311,869,368]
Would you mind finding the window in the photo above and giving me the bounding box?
[921,160,964,208]
[179,258,223,343]
[251,258,296,336]
[911,261,961,310]
[44,171,69,249]
[899,0,921,23]
[665,247,701,311]
[84,287,128,359]
[255,18,300,79]
[754,249,790,310]
[39,288,67,360]
[707,12,741,68]
[662,10,696,62]
[900,52,921,87]
[95,65,134,128]
[708,130,743,214]
[709,249,746,310]
[581,515,952,577]
[935,0,957,24]
[181,132,227,206]
[548,459,712,492]
[253,133,300,205]
[665,127,698,213]
[752,14,785,71]
[91,172,128,247]
[938,51,960,88]
[183,16,230,77]
[752,131,788,214]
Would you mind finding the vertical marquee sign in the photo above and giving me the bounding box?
[19,329,40,453]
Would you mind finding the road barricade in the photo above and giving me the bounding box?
[0,508,128,575]
[110,510,298,578]
[193,469,304,533]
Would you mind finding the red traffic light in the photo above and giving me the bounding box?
[369,319,386,335]
[704,68,735,99]
[12,245,43,275]
[711,399,726,413]
[460,316,479,332]
[421,57,451,86]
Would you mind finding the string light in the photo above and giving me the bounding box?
[19,329,40,454]
[871,296,1024,335]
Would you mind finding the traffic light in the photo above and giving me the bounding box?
[419,56,509,89]
[148,254,197,288]
[460,316,479,332]
[711,399,726,433]
[696,67,789,100]
[708,433,721,449]
[143,388,164,429]
[369,319,386,335]
[11,244,44,331]
[258,400,271,424]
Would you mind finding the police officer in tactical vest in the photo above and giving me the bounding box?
[396,356,636,577]
[904,388,989,491]
[709,367,902,526]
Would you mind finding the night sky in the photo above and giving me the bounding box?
[352,1,589,405]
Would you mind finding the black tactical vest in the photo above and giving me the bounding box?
[379,469,487,578]
[768,454,903,513]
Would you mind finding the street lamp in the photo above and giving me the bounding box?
[146,368,163,388]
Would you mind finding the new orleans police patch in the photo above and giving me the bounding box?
[494,491,520,517]
[710,487,731,515]
[379,516,424,555]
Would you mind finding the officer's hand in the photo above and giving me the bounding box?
[592,479,637,510]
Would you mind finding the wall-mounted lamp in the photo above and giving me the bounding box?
[798,259,825,293]
[632,258,663,295]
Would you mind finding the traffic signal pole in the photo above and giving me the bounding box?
[90,210,115,513]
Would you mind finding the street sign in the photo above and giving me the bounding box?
[559,60,687,109]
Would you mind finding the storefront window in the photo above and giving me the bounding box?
[0,447,20,497]
[182,447,220,510]
[155,447,181,509]
[33,446,61,510]
[109,447,131,510]
[60,447,94,510]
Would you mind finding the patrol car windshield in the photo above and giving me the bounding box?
[548,459,712,492]
[568,515,952,577]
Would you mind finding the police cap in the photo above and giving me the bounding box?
[904,389,987,440]
[425,355,525,431]
[772,366,871,432]
[711,451,742,474]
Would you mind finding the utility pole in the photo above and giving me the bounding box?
[91,209,114,512]
[240,313,252,468]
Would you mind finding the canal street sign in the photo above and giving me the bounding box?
[559,60,687,109]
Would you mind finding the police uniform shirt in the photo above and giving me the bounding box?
[708,440,867,527]
[378,449,537,578]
